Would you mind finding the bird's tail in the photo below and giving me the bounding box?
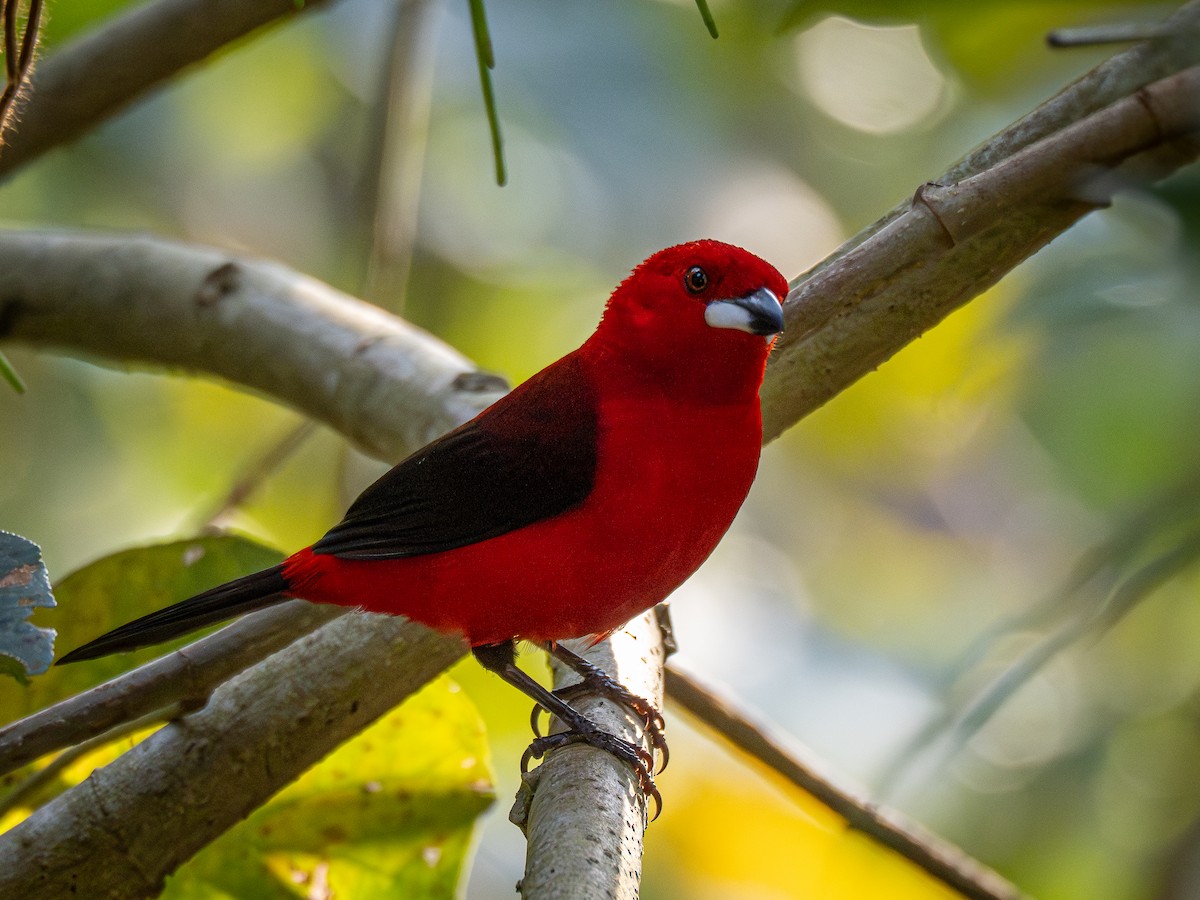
[56,565,291,665]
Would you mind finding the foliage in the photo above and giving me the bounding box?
[0,535,281,720]
[0,532,54,682]
[165,676,493,899]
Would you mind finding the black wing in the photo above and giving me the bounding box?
[312,354,598,560]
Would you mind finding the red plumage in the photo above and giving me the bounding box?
[61,238,787,668]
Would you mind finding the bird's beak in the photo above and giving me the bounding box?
[703,287,785,336]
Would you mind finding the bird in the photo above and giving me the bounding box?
[59,239,788,809]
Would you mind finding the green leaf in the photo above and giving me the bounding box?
[0,532,55,681]
[165,675,495,899]
[0,534,283,724]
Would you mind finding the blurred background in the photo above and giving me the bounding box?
[3,1,1200,897]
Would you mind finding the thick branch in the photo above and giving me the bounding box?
[0,613,466,898]
[0,0,333,176]
[762,62,1200,440]
[0,232,504,461]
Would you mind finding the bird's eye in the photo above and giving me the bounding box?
[683,266,708,295]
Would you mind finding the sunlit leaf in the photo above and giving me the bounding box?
[165,675,495,899]
[0,532,55,681]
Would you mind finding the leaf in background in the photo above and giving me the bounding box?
[0,534,283,723]
[0,532,55,682]
[165,675,495,899]
[776,0,1162,88]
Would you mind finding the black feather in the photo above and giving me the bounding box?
[313,354,598,560]
[56,565,289,664]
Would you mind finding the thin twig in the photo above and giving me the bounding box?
[0,350,23,392]
[198,419,318,532]
[15,0,37,71]
[882,529,1200,801]
[665,664,1022,900]
[0,0,43,139]
[694,0,718,39]
[0,701,184,819]
[954,531,1200,743]
[359,0,440,310]
[877,470,1200,795]
[1048,23,1196,48]
[0,601,343,778]
[878,472,1200,787]
[0,0,333,174]
[467,0,505,186]
[3,0,18,83]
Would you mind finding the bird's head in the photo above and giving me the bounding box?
[592,240,788,399]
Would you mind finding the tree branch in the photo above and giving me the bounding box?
[511,615,668,899]
[665,664,1020,900]
[0,613,466,897]
[0,0,334,176]
[763,60,1200,440]
[0,601,342,778]
[0,231,504,462]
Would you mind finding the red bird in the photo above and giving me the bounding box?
[60,240,787,803]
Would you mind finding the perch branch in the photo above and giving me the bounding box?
[512,616,668,899]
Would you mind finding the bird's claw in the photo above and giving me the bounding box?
[529,679,669,774]
[521,728,662,820]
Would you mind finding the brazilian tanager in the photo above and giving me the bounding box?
[60,240,788,804]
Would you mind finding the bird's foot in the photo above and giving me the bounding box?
[521,728,662,820]
[530,674,668,773]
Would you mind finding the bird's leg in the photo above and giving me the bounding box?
[536,640,669,773]
[472,640,661,816]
